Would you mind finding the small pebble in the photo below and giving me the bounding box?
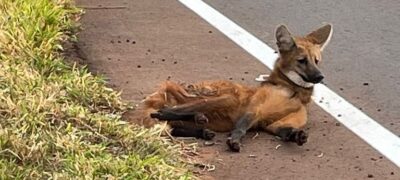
[335,122,341,126]
[363,82,369,86]
[367,174,373,178]
[204,141,215,146]
[275,144,281,150]
[248,154,257,158]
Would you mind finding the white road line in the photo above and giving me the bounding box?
[179,0,400,167]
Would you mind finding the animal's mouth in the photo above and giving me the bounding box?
[299,73,323,84]
[298,73,309,82]
[281,70,315,88]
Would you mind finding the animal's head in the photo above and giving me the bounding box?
[275,24,332,88]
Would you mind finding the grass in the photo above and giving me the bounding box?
[0,0,192,179]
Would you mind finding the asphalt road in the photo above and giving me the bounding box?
[76,0,400,179]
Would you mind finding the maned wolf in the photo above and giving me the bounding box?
[127,24,333,152]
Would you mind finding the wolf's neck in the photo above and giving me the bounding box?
[267,67,314,104]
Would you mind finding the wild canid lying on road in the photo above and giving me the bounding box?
[127,24,333,152]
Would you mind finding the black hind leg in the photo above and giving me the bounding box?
[150,108,208,124]
[171,127,215,140]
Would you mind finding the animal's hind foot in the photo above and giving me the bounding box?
[201,129,216,140]
[194,113,208,124]
[150,108,181,120]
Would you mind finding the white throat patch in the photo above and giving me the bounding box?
[284,71,314,88]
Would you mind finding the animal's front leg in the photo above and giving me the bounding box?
[226,113,255,152]
[263,107,308,146]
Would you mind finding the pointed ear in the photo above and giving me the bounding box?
[275,25,297,52]
[306,24,333,51]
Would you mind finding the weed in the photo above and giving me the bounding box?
[0,0,191,179]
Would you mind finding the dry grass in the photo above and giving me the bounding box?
[0,0,192,179]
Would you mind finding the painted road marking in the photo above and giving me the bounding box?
[179,0,400,167]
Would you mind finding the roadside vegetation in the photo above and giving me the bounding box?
[0,0,191,179]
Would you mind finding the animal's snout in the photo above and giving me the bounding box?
[309,72,324,83]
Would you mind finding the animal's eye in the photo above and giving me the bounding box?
[298,58,307,65]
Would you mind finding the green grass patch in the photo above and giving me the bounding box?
[0,0,192,179]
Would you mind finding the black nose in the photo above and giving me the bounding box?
[312,74,324,83]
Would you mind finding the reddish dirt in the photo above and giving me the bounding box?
[75,0,399,179]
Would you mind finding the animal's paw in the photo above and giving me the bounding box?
[292,130,308,146]
[150,108,174,120]
[201,129,216,140]
[195,113,208,124]
[150,111,161,119]
[226,138,241,152]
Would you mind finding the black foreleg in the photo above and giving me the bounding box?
[226,113,254,152]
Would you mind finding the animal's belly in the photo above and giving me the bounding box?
[204,111,237,132]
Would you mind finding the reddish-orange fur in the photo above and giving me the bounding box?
[125,24,333,151]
